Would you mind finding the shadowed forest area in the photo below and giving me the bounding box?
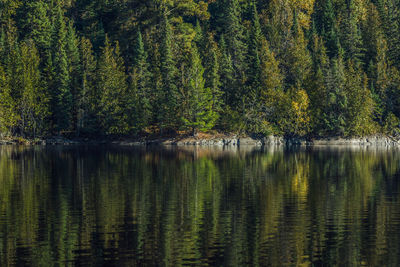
[0,0,400,138]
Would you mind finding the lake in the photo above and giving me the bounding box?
[0,145,400,266]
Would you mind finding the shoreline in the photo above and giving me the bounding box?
[1,135,400,147]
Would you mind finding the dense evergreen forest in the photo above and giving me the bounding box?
[0,0,400,138]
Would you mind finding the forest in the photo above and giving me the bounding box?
[0,0,399,138]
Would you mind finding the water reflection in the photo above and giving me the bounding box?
[0,145,399,266]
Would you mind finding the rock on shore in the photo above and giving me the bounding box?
[0,135,399,147]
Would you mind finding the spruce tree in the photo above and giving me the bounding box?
[384,0,400,67]
[307,34,330,133]
[223,0,247,106]
[204,34,222,116]
[182,45,218,135]
[51,5,72,133]
[284,11,312,88]
[66,21,82,134]
[78,37,97,135]
[320,0,340,58]
[218,35,234,106]
[0,64,17,134]
[19,40,49,137]
[158,9,179,133]
[97,36,129,135]
[323,56,348,135]
[19,1,52,58]
[246,0,262,102]
[340,0,364,65]
[345,62,375,136]
[129,28,152,133]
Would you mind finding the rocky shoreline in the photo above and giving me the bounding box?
[1,135,400,147]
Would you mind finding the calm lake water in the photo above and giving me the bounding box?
[1,145,400,266]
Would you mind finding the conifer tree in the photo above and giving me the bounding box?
[345,62,375,136]
[76,37,100,136]
[307,34,330,133]
[19,1,52,58]
[97,36,129,135]
[66,21,82,133]
[218,35,234,106]
[77,37,97,135]
[246,0,262,102]
[129,28,152,132]
[223,0,247,106]
[52,5,72,133]
[382,0,400,67]
[19,40,49,137]
[158,9,179,133]
[284,11,312,88]
[320,0,340,58]
[204,34,222,116]
[260,39,283,95]
[182,45,218,135]
[340,0,364,65]
[323,56,348,135]
[0,64,17,134]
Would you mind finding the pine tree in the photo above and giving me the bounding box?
[19,40,49,137]
[0,64,17,134]
[223,0,247,106]
[74,0,106,51]
[307,34,330,133]
[158,9,179,133]
[182,45,218,135]
[77,37,97,135]
[204,34,222,116]
[258,39,284,135]
[246,0,262,102]
[340,0,364,65]
[97,36,129,135]
[345,62,376,136]
[51,5,72,133]
[19,0,52,57]
[323,56,348,135]
[129,28,152,133]
[66,21,82,134]
[218,35,234,106]
[383,0,400,67]
[260,39,283,96]
[284,11,312,88]
[320,0,340,58]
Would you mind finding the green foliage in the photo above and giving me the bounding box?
[19,40,49,137]
[344,63,376,136]
[97,37,129,135]
[0,65,17,134]
[51,5,72,132]
[129,29,152,133]
[77,37,97,135]
[0,0,398,138]
[182,45,218,134]
[322,57,348,136]
[158,9,179,133]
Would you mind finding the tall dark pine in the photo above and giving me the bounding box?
[341,0,364,65]
[51,5,72,133]
[158,8,179,133]
[66,21,82,134]
[218,35,234,107]
[97,37,129,135]
[223,0,247,107]
[320,0,340,58]
[129,28,152,132]
[247,1,262,102]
